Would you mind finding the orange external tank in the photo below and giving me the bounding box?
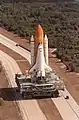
[34,24,44,61]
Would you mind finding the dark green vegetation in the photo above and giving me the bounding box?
[0,98,4,106]
[0,0,79,72]
[0,62,2,72]
[0,0,74,3]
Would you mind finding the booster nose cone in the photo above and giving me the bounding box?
[31,35,34,42]
[44,34,48,41]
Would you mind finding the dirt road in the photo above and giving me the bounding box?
[0,58,22,120]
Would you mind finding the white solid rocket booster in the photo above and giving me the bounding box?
[30,35,34,66]
[44,34,48,65]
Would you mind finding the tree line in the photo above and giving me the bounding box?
[0,1,79,72]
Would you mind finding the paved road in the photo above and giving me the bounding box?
[0,34,79,120]
[0,50,47,120]
[52,92,79,120]
[0,34,31,63]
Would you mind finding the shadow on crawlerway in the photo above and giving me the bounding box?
[0,87,58,101]
[0,87,20,101]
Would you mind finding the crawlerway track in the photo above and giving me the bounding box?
[0,33,79,120]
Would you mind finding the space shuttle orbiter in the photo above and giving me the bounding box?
[29,24,52,77]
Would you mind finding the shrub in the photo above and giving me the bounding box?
[69,63,75,72]
[0,98,4,106]
[0,62,2,72]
